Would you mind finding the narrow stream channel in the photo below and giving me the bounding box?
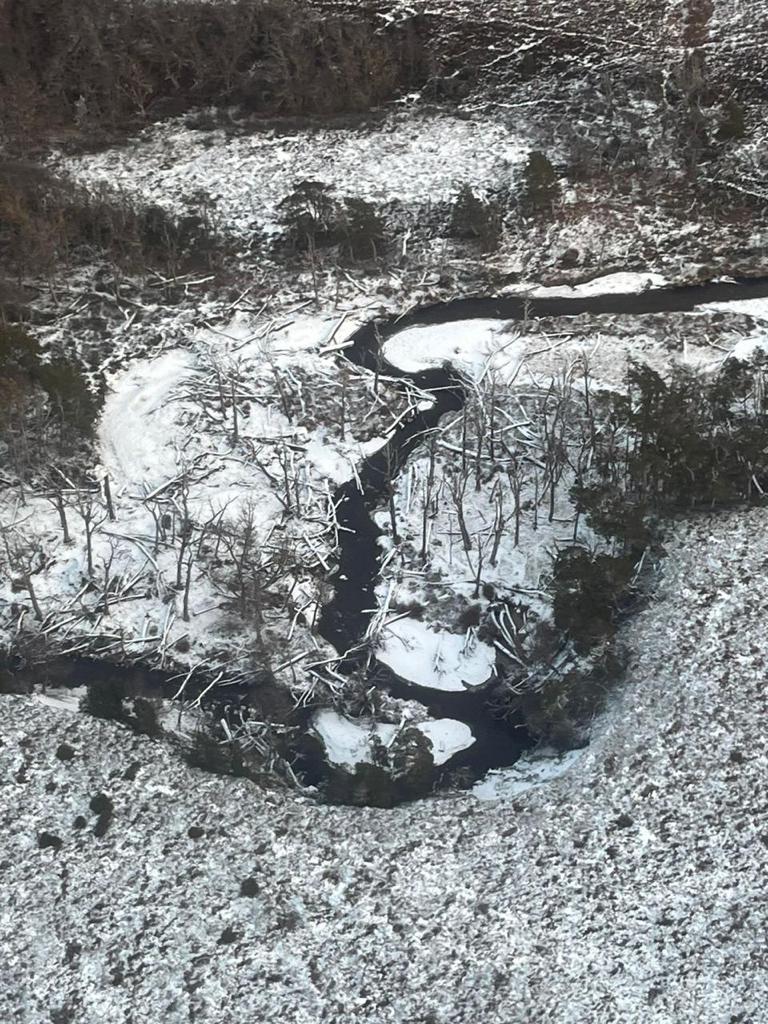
[316,275,768,783]
[7,276,768,799]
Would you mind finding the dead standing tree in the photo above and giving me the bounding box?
[0,521,45,621]
[212,501,295,668]
[447,466,473,554]
[69,488,108,580]
[44,485,72,544]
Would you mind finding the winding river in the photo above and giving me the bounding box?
[315,275,768,783]
[7,276,768,799]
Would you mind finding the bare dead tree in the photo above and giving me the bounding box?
[471,530,491,600]
[270,359,293,423]
[448,468,473,553]
[210,502,295,669]
[420,440,438,564]
[460,403,469,477]
[182,554,194,622]
[70,488,107,579]
[230,374,239,444]
[505,450,527,549]
[489,479,507,567]
[1,523,45,621]
[100,537,119,615]
[339,373,347,441]
[144,496,170,554]
[44,486,71,544]
[103,475,116,521]
[488,374,498,464]
[275,442,294,514]
[474,402,486,493]
[174,474,194,590]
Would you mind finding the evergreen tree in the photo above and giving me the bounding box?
[519,151,559,217]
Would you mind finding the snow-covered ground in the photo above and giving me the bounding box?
[5,280,766,713]
[3,503,767,1023]
[524,270,670,299]
[313,708,475,767]
[382,318,526,379]
[0,308,413,693]
[57,110,530,242]
[3,8,768,1017]
[376,618,496,691]
[472,745,583,799]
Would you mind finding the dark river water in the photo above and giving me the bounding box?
[8,276,768,798]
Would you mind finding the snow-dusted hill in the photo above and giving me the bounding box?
[3,506,767,1024]
[3,1,768,1015]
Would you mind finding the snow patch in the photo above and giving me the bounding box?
[377,618,496,691]
[31,688,86,714]
[312,710,397,768]
[382,319,525,382]
[98,348,198,489]
[312,709,475,768]
[729,334,768,361]
[524,271,668,299]
[416,719,475,766]
[704,297,768,321]
[472,747,583,800]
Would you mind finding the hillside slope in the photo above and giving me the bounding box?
[3,507,766,1023]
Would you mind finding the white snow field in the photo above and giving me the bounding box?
[3,504,767,1023]
[57,110,530,242]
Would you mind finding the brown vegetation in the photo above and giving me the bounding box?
[0,0,431,143]
[0,157,227,281]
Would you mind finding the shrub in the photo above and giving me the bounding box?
[183,727,254,779]
[0,323,45,413]
[449,185,504,251]
[0,159,227,278]
[278,182,387,261]
[130,697,162,738]
[0,322,96,480]
[518,151,559,217]
[339,197,386,261]
[89,792,114,837]
[716,98,747,141]
[574,357,768,535]
[457,602,482,630]
[517,640,630,748]
[571,481,653,552]
[278,180,344,251]
[80,678,126,722]
[37,832,63,853]
[551,547,637,654]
